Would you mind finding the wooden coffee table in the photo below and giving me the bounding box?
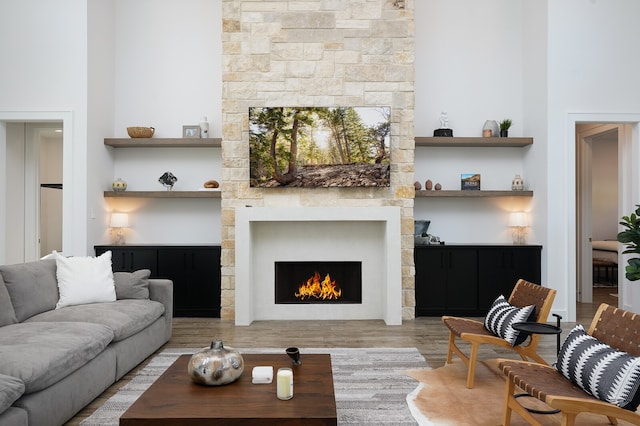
[120,353,337,425]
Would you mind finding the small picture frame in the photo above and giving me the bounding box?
[182,125,201,138]
[461,173,481,190]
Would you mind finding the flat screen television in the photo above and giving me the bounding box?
[249,106,390,187]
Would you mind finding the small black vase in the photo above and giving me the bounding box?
[500,130,509,137]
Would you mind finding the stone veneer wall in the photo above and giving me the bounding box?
[220,0,415,321]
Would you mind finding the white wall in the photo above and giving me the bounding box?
[87,0,117,252]
[112,0,222,138]
[414,0,532,245]
[3,124,26,264]
[547,0,640,317]
[0,0,88,258]
[98,0,223,245]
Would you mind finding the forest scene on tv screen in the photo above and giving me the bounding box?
[249,106,390,188]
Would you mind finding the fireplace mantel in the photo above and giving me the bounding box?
[235,206,402,325]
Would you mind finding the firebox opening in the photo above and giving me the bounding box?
[275,261,362,304]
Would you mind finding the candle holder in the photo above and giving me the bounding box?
[286,347,301,365]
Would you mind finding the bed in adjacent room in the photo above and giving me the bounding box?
[592,240,618,286]
[592,240,618,263]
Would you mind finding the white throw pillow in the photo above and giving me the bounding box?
[55,251,116,309]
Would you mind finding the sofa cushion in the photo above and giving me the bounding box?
[54,251,116,309]
[114,269,151,300]
[484,294,535,346]
[0,322,114,393]
[26,299,165,341]
[556,324,640,411]
[0,259,58,322]
[0,275,18,327]
[0,374,24,415]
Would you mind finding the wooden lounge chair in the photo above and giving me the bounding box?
[442,279,556,388]
[499,303,640,426]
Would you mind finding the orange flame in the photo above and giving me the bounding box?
[295,272,342,300]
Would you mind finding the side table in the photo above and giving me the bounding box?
[512,313,563,354]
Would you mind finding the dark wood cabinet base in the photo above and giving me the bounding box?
[415,245,542,316]
[95,245,221,318]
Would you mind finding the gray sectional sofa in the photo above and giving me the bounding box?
[0,257,173,426]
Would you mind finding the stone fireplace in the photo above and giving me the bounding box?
[221,1,414,323]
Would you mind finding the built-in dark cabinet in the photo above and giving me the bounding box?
[95,245,221,318]
[477,246,541,311]
[157,247,221,317]
[415,245,542,316]
[415,247,478,316]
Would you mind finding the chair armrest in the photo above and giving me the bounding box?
[148,279,173,342]
[547,395,640,424]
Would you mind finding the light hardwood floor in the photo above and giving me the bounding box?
[65,288,618,425]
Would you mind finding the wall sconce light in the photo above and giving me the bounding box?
[508,212,528,245]
[110,213,129,245]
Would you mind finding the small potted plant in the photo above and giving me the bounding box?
[499,119,512,137]
[617,204,640,281]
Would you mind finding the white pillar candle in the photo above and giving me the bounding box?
[276,367,293,400]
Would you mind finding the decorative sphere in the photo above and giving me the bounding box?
[425,180,433,191]
[112,178,127,192]
[188,340,244,386]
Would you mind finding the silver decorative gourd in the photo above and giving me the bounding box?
[188,340,244,386]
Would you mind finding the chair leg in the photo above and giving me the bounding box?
[446,331,455,364]
[502,377,545,426]
[502,376,515,426]
[606,416,618,425]
[560,412,577,426]
[466,342,479,389]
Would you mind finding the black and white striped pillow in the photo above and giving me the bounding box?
[555,324,640,411]
[484,295,535,346]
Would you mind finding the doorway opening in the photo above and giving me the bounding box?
[565,113,640,321]
[1,120,64,263]
[576,123,620,315]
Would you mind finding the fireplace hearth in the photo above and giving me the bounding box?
[275,261,362,304]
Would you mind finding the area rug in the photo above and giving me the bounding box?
[80,347,428,425]
[406,358,638,425]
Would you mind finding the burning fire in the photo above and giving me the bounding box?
[295,272,342,300]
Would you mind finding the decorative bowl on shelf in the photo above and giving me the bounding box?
[127,126,155,138]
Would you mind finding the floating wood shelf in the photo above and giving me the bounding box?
[415,137,533,147]
[104,138,222,148]
[416,190,533,198]
[104,191,221,198]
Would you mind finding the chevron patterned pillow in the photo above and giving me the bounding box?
[555,324,640,411]
[484,295,535,346]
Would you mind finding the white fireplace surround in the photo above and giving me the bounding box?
[235,206,402,326]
